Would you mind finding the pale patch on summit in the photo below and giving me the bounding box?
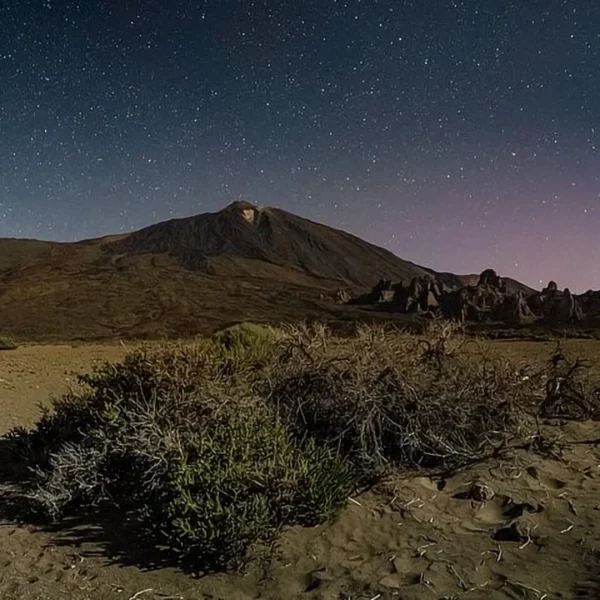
[241,206,258,223]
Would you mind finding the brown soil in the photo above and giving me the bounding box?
[1,340,600,599]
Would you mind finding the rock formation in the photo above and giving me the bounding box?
[438,269,532,324]
[478,268,504,289]
[392,275,446,313]
[530,281,584,324]
[350,269,591,327]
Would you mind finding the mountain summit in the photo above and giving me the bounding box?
[105,201,431,287]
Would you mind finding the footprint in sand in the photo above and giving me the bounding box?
[526,466,566,490]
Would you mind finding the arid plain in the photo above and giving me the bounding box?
[1,338,600,600]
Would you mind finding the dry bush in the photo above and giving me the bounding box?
[538,343,600,421]
[7,322,593,574]
[268,321,539,475]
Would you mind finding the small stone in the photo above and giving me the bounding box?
[470,481,495,502]
[379,575,403,589]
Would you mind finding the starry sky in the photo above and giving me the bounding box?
[1,1,599,291]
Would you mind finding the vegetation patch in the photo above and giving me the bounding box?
[268,322,540,476]
[4,322,600,574]
[0,335,17,350]
[6,340,353,573]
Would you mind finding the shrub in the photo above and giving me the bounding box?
[10,322,583,574]
[538,343,600,421]
[213,321,280,347]
[0,335,17,350]
[268,322,539,475]
[211,322,282,365]
[7,344,354,573]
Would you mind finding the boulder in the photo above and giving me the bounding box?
[478,268,502,288]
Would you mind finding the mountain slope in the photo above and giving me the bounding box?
[104,201,431,286]
[0,201,529,341]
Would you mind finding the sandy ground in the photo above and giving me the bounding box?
[0,342,149,435]
[1,340,600,599]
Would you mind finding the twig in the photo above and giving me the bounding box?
[519,527,532,550]
[129,589,154,600]
[560,523,575,534]
[447,563,468,591]
[508,581,544,598]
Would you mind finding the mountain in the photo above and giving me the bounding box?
[0,202,432,341]
[105,201,432,286]
[0,201,521,341]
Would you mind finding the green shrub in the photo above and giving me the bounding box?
[0,335,17,350]
[140,413,353,571]
[7,345,354,573]
[211,322,282,365]
[213,322,279,346]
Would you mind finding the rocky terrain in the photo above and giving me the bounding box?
[353,268,600,328]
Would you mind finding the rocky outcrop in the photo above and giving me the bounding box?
[578,290,600,316]
[353,279,397,305]
[530,281,584,324]
[497,291,535,325]
[478,268,505,290]
[393,275,446,313]
[351,270,590,327]
[439,271,534,325]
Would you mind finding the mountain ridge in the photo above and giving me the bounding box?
[102,201,434,287]
[0,201,538,341]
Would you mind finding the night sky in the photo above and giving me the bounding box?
[2,1,599,291]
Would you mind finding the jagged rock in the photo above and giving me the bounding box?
[478,268,502,288]
[352,269,597,327]
[577,290,600,322]
[547,287,583,323]
[528,282,584,324]
[352,278,396,305]
[393,275,446,313]
[497,291,535,325]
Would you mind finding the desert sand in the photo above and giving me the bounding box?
[1,340,600,599]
